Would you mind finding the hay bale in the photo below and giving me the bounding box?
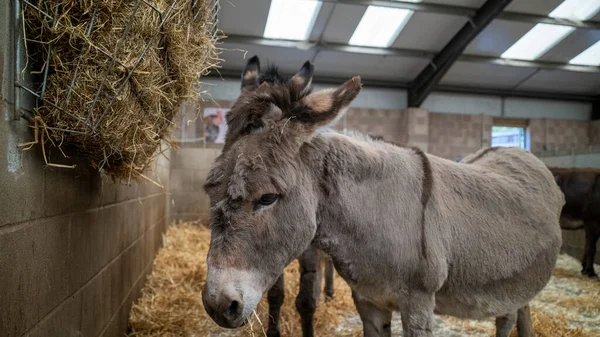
[23,0,221,181]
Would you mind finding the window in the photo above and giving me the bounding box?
[263,0,322,41]
[491,126,527,149]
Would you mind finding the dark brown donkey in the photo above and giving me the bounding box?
[209,56,336,337]
[549,167,600,278]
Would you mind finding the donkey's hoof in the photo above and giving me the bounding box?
[267,331,280,337]
[324,295,334,303]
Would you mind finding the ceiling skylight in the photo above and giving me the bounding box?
[548,0,600,21]
[263,0,322,41]
[501,0,600,61]
[349,6,413,48]
[569,40,600,66]
[501,24,574,61]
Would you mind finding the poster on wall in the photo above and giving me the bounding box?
[203,107,229,144]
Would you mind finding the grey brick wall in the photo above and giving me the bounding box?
[0,2,170,335]
[0,144,170,337]
[561,229,600,266]
[169,146,221,224]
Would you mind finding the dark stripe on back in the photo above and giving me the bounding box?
[462,146,502,164]
[411,146,433,260]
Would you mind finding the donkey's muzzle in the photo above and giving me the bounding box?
[202,285,246,328]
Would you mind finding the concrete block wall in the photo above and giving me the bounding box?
[342,107,408,145]
[169,146,221,224]
[405,108,429,151]
[528,118,590,153]
[591,120,600,145]
[561,229,600,266]
[428,113,488,161]
[0,123,170,337]
[1,4,170,334]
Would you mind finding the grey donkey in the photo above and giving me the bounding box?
[201,57,565,336]
[210,56,337,337]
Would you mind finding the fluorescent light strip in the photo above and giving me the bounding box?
[501,24,574,61]
[501,0,600,61]
[263,0,322,41]
[548,0,600,20]
[569,40,600,66]
[349,6,414,48]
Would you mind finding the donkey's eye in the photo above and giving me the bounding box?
[257,194,279,206]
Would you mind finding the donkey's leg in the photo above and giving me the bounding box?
[266,274,285,337]
[516,304,533,337]
[399,290,435,337]
[582,221,599,278]
[296,246,322,337]
[324,256,335,301]
[495,311,517,337]
[351,290,392,337]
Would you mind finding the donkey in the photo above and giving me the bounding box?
[209,56,336,337]
[548,167,600,278]
[201,58,565,336]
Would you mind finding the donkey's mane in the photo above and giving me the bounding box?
[225,66,314,148]
[259,64,288,85]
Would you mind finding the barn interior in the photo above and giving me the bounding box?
[1,0,599,336]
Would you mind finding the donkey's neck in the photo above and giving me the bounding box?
[307,133,429,293]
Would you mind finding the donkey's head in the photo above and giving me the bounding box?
[202,56,361,328]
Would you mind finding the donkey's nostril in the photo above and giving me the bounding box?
[223,300,242,321]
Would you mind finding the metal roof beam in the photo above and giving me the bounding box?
[333,0,600,29]
[224,35,600,73]
[408,0,513,108]
[204,70,598,102]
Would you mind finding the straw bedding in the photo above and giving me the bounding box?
[128,222,600,336]
[23,0,220,181]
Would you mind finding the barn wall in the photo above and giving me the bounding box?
[527,119,590,153]
[341,108,408,145]
[169,146,221,224]
[0,127,170,337]
[201,78,592,120]
[427,113,491,161]
[0,5,170,336]
[591,120,600,144]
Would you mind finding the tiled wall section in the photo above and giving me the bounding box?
[343,108,408,145]
[528,119,590,153]
[2,25,170,335]
[0,141,170,337]
[428,113,487,161]
[590,120,600,145]
[528,119,546,153]
[545,119,589,151]
[169,147,222,224]
[561,230,600,266]
[405,108,429,151]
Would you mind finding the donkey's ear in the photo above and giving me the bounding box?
[290,61,314,93]
[295,76,362,129]
[241,55,261,91]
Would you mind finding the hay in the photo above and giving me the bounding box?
[128,222,357,337]
[22,0,221,181]
[509,310,595,337]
